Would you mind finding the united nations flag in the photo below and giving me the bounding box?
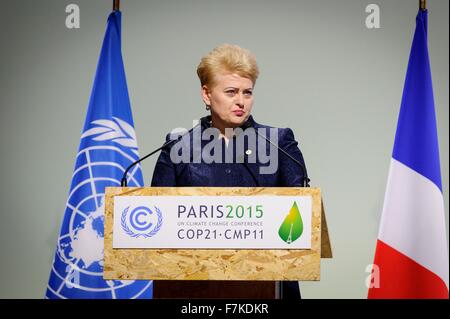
[45,10,152,299]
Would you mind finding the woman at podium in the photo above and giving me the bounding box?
[151,44,308,299]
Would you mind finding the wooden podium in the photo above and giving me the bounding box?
[103,187,332,298]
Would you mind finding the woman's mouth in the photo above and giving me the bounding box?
[233,110,245,117]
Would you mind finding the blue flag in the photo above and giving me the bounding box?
[46,11,153,299]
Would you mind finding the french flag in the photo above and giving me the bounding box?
[368,9,449,299]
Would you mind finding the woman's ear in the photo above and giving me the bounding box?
[201,85,211,106]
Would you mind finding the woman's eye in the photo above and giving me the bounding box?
[226,90,236,95]
[244,91,253,96]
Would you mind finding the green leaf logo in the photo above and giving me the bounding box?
[278,201,303,244]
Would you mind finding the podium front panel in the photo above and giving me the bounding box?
[103,187,322,281]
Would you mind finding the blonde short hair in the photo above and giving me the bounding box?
[196,44,259,88]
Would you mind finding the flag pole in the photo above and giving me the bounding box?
[419,0,426,11]
[113,0,120,11]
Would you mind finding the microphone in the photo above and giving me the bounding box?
[121,116,310,187]
[120,122,200,187]
[241,118,310,187]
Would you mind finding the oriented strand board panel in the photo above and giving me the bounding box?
[104,187,323,281]
[321,201,333,258]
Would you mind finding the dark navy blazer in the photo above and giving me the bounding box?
[150,115,306,299]
[151,115,307,188]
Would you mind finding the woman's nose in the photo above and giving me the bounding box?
[235,93,245,107]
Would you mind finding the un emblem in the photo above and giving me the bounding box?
[46,117,153,299]
[121,206,163,238]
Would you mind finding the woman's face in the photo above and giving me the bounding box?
[201,72,254,129]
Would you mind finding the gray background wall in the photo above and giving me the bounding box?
[0,0,448,299]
